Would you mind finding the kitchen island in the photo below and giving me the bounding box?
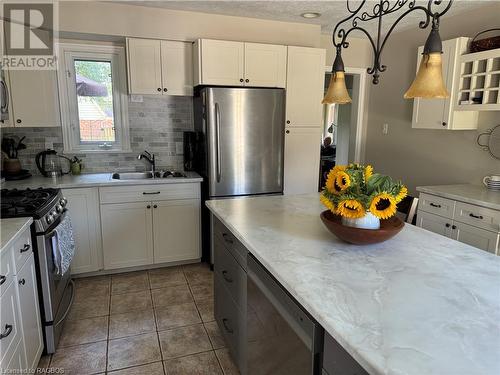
[206,193,500,375]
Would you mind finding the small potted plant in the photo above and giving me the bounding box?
[320,164,407,243]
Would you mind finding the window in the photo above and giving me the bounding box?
[58,43,130,152]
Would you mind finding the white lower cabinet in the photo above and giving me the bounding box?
[284,127,321,195]
[99,183,201,270]
[16,255,43,369]
[63,188,103,275]
[417,193,499,255]
[0,225,42,372]
[101,202,154,270]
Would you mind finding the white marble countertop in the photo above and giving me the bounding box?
[417,184,500,211]
[1,217,33,252]
[206,193,500,375]
[0,172,203,190]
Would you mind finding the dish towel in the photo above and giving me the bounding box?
[51,215,76,276]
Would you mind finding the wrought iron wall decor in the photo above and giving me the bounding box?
[323,0,455,104]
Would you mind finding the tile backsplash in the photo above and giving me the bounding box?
[1,95,193,174]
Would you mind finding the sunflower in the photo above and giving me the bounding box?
[364,165,373,182]
[370,193,397,219]
[320,194,336,213]
[395,185,408,203]
[335,171,351,191]
[325,169,345,194]
[337,199,365,219]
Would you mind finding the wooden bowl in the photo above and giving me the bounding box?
[320,210,404,245]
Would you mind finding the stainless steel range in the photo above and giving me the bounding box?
[1,188,74,354]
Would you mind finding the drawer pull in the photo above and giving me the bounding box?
[143,191,161,195]
[222,233,234,244]
[445,223,451,228]
[0,275,6,285]
[18,279,25,285]
[0,324,13,340]
[222,318,233,334]
[222,270,233,283]
[20,244,30,253]
[429,203,442,208]
[469,213,483,220]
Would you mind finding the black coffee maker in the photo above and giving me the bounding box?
[35,149,72,177]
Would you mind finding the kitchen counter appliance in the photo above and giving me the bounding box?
[1,188,74,354]
[188,87,285,262]
[247,254,323,374]
[35,149,72,177]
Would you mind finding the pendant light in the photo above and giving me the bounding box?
[404,18,449,99]
[322,48,352,104]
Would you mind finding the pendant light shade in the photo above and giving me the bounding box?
[404,22,449,99]
[322,49,352,104]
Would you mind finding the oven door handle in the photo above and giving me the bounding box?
[54,279,75,327]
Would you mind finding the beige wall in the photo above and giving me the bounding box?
[364,3,500,194]
[59,1,320,47]
[320,34,372,68]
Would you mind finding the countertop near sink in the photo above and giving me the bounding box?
[1,217,33,252]
[417,184,500,210]
[0,172,203,190]
[206,193,500,375]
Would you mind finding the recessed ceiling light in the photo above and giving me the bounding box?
[301,12,321,19]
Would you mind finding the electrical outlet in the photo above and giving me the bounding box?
[130,95,143,103]
[382,123,389,135]
[176,142,183,155]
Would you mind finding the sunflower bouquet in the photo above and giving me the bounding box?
[320,164,407,220]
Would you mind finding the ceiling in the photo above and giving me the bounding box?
[120,0,493,35]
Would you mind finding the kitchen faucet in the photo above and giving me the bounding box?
[137,151,156,173]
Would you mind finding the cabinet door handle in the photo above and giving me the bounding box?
[286,120,290,124]
[16,119,21,124]
[442,122,447,126]
[0,275,6,286]
[147,205,151,209]
[222,233,233,244]
[143,191,160,195]
[452,225,457,230]
[239,78,244,83]
[286,130,290,134]
[469,213,483,220]
[20,244,30,253]
[245,79,249,83]
[163,88,168,92]
[0,324,13,340]
[18,279,25,285]
[429,203,441,208]
[222,270,233,283]
[222,318,233,334]
[157,88,162,92]
[445,223,450,228]
[153,205,158,208]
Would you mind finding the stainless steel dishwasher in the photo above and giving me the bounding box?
[247,254,323,374]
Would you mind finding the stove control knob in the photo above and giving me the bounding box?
[60,198,67,207]
[46,214,54,224]
[51,210,57,217]
[55,204,63,213]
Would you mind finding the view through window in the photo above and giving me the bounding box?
[74,59,115,143]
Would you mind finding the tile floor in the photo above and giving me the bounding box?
[37,263,240,375]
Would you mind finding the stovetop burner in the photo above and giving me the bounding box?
[1,188,60,218]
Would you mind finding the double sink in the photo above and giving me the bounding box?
[112,171,187,180]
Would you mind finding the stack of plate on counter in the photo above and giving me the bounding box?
[483,175,500,191]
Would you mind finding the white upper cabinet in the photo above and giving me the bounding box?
[194,39,244,86]
[126,38,193,96]
[126,38,162,95]
[161,40,193,96]
[411,37,487,130]
[194,39,287,88]
[8,69,60,127]
[285,46,326,127]
[244,42,286,88]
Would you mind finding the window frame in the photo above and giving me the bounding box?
[57,43,130,153]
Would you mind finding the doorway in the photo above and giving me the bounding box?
[319,68,366,189]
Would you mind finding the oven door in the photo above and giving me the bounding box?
[35,211,73,323]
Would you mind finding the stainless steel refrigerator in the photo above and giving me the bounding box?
[189,87,285,261]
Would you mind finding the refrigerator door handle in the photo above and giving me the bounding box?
[215,102,222,183]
